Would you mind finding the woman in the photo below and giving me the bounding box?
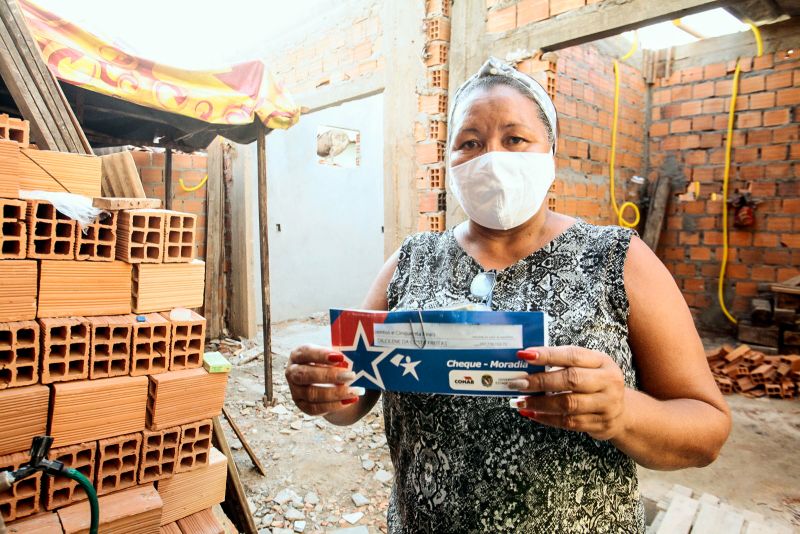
[286,58,731,533]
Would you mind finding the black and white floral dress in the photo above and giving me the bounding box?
[383,219,645,533]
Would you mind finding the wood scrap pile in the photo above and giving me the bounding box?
[739,275,800,353]
[706,344,800,399]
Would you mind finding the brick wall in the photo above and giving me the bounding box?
[265,1,384,96]
[416,0,451,232]
[649,50,800,326]
[543,43,646,224]
[132,149,208,259]
[485,0,602,33]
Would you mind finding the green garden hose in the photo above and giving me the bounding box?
[64,468,99,534]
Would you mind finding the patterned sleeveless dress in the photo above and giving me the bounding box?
[383,219,645,533]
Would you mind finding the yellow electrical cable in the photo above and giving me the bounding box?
[718,21,763,324]
[610,33,640,229]
[179,174,208,192]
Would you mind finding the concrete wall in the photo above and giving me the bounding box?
[253,93,386,322]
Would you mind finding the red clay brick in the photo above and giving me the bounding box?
[748,92,775,109]
[736,111,761,128]
[486,5,516,32]
[766,71,793,90]
[740,75,765,93]
[776,87,800,106]
[517,0,548,25]
[763,108,790,126]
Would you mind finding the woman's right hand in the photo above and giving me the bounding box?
[285,344,364,416]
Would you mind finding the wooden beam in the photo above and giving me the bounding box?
[221,406,265,476]
[256,122,273,404]
[164,147,173,210]
[227,142,257,339]
[0,0,89,153]
[204,137,225,340]
[490,0,725,54]
[211,417,258,534]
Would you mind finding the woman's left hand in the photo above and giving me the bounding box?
[508,346,627,441]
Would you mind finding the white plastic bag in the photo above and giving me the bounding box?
[18,190,104,230]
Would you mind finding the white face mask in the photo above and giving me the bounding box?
[448,151,556,231]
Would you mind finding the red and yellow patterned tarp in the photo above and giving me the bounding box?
[20,0,300,130]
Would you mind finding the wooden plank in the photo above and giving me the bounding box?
[690,502,723,534]
[221,406,265,476]
[655,494,699,534]
[100,151,146,198]
[738,320,780,348]
[227,142,257,338]
[203,137,224,340]
[490,0,724,53]
[256,123,273,403]
[0,0,83,153]
[164,148,173,210]
[0,0,88,153]
[718,503,745,533]
[93,197,162,210]
[211,417,258,534]
[642,173,672,250]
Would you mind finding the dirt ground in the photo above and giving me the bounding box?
[216,318,800,533]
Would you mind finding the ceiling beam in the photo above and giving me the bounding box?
[489,0,726,54]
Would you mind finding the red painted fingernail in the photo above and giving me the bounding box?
[341,397,358,406]
[519,409,538,419]
[517,350,539,361]
[327,352,344,363]
[334,361,350,369]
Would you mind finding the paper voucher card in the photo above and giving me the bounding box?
[329,308,547,396]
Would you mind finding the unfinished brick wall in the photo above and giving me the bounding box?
[485,0,601,33]
[132,150,208,259]
[265,1,384,96]
[416,0,451,232]
[649,50,800,326]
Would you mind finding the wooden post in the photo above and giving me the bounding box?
[164,147,173,210]
[204,138,225,339]
[256,122,273,404]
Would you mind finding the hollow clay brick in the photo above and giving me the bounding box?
[25,199,76,260]
[43,441,96,510]
[0,198,26,259]
[49,375,148,447]
[0,320,39,389]
[96,432,142,496]
[37,260,132,318]
[132,260,205,314]
[58,483,162,534]
[5,511,62,533]
[116,209,166,263]
[139,427,180,484]
[0,140,20,199]
[175,508,224,533]
[39,317,90,384]
[176,419,212,473]
[87,314,135,379]
[163,211,196,263]
[156,448,226,525]
[161,310,205,371]
[0,260,37,321]
[75,210,117,261]
[0,384,49,455]
[19,149,101,198]
[0,451,41,522]
[131,313,171,376]
[0,115,30,148]
[146,369,228,430]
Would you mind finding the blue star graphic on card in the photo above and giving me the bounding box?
[340,322,394,390]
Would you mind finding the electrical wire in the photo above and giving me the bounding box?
[610,33,641,229]
[64,468,99,534]
[718,21,763,324]
[179,174,208,192]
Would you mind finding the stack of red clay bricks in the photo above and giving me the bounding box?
[706,344,800,399]
[0,119,228,532]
